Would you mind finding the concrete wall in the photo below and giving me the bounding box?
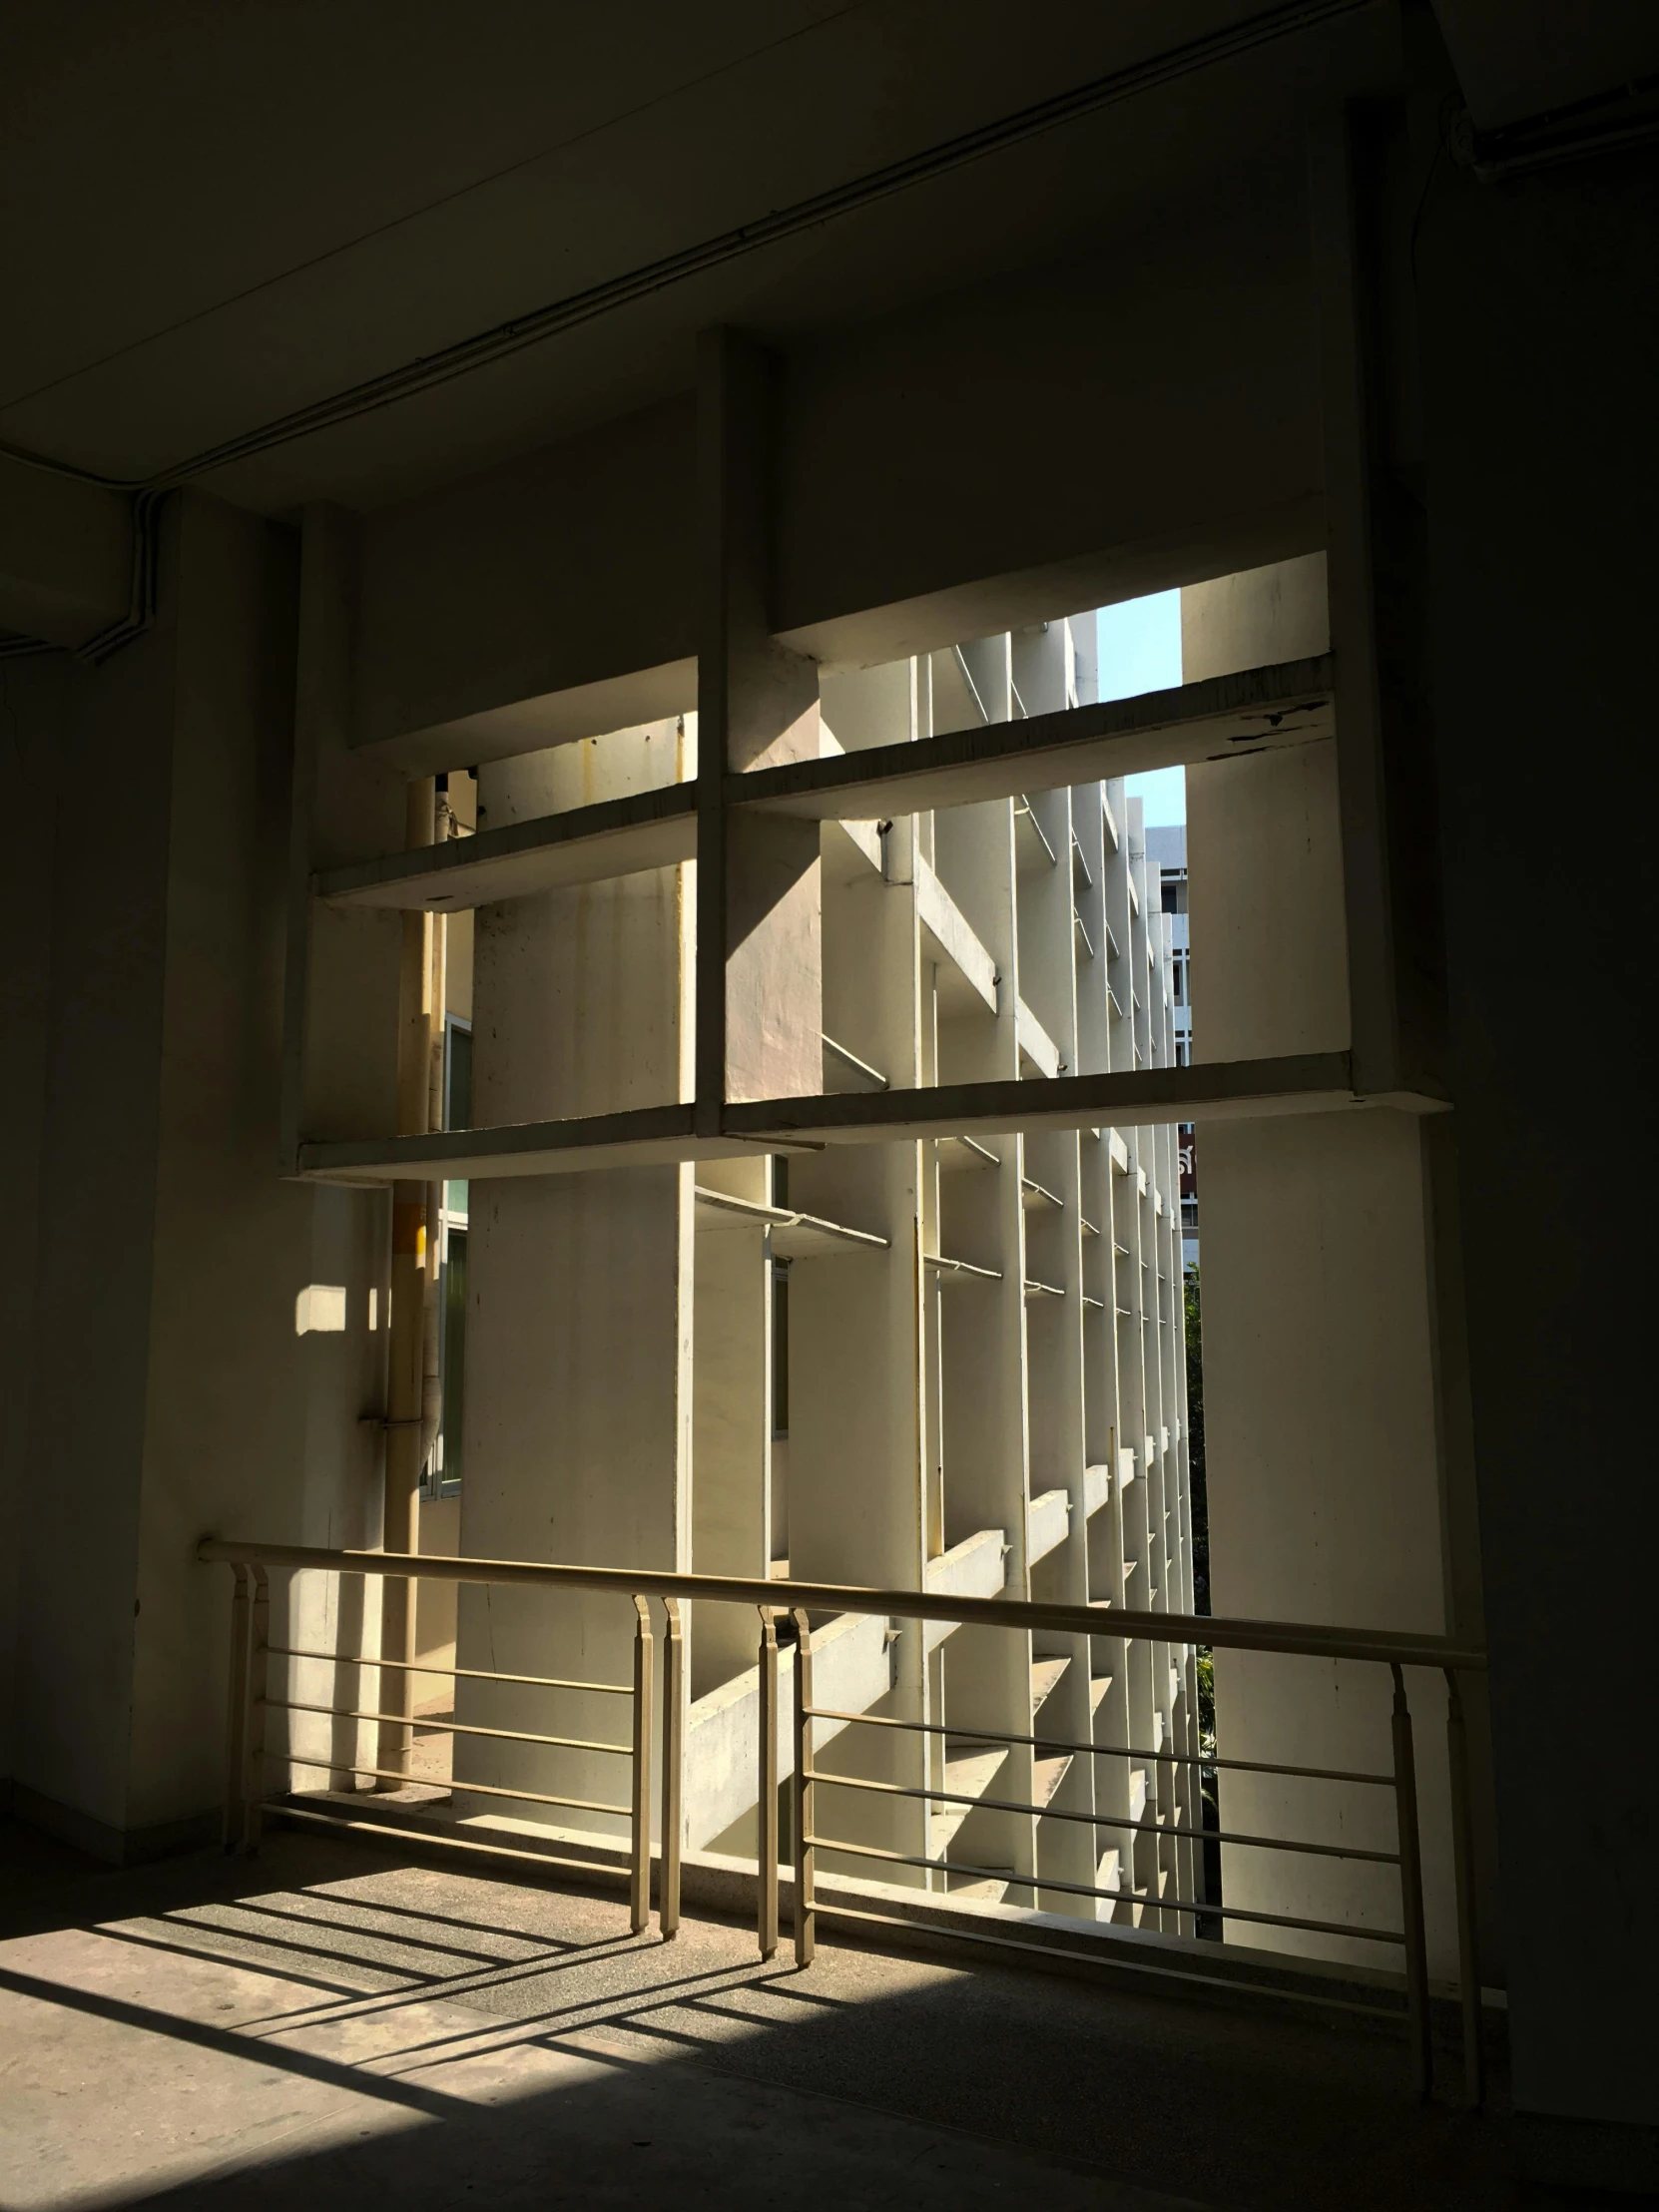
[347,160,1324,772]
[355,400,697,763]
[0,655,69,1796]
[1,90,1644,2178]
[5,492,389,1857]
[1419,143,1656,2162]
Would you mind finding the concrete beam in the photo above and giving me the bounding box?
[346,167,1323,769]
[312,659,1333,925]
[737,658,1335,823]
[292,1051,1442,1185]
[352,397,696,766]
[316,782,698,911]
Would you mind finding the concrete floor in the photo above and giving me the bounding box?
[0,1815,1573,2211]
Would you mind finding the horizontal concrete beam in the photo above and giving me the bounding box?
[314,659,1334,915]
[316,783,697,910]
[732,657,1335,821]
[374,658,698,780]
[347,174,1323,765]
[292,1052,1448,1185]
[353,395,696,766]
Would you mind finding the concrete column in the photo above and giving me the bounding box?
[930,645,1035,1902]
[454,723,694,1840]
[1186,556,1458,1972]
[696,328,821,1114]
[1014,627,1095,1911]
[1419,136,1654,2179]
[790,661,929,1885]
[690,1198,773,1698]
[6,490,386,1859]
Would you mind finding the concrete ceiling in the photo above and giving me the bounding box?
[3,0,1403,514]
[4,1,1649,526]
[1429,0,1659,132]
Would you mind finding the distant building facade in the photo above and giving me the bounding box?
[1146,826,1196,1268]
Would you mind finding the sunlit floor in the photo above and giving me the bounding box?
[0,1818,1525,2211]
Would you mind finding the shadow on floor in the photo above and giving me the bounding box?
[0,1815,1601,2212]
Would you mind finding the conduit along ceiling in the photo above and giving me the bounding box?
[3,1,1411,515]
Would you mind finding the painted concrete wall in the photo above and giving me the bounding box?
[0,74,1643,2178]
[1186,557,1458,1974]
[1420,146,1655,2150]
[347,162,1323,771]
[6,491,389,1856]
[0,655,68,1798]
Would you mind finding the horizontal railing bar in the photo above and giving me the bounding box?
[803,1706,1395,1787]
[803,1836,1407,1944]
[261,1696,631,1757]
[1113,1745,1394,1787]
[202,1541,1486,1672]
[811,1904,1410,2020]
[266,1755,630,1818]
[803,1768,1400,1863]
[264,1643,632,1694]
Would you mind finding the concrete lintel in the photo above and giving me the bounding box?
[361,657,699,776]
[777,497,1325,675]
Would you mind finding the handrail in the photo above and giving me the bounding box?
[204,1532,1486,2107]
[196,1537,1486,1672]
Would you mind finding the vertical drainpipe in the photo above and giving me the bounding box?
[377,776,438,1783]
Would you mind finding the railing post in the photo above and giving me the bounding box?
[660,1597,684,1939]
[757,1606,779,1960]
[1443,1666,1484,2109]
[630,1597,654,1936]
[243,1565,272,1853]
[376,1561,416,1784]
[793,1607,815,1967]
[222,1564,252,1850]
[1390,1662,1431,2100]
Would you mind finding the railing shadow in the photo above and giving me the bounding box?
[0,1817,1513,2212]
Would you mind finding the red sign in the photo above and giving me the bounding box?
[1178,1129,1197,1200]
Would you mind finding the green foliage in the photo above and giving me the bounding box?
[1195,1647,1216,1762]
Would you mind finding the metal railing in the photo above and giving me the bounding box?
[200,1536,1487,2103]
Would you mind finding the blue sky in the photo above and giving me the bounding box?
[1096,590,1184,825]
